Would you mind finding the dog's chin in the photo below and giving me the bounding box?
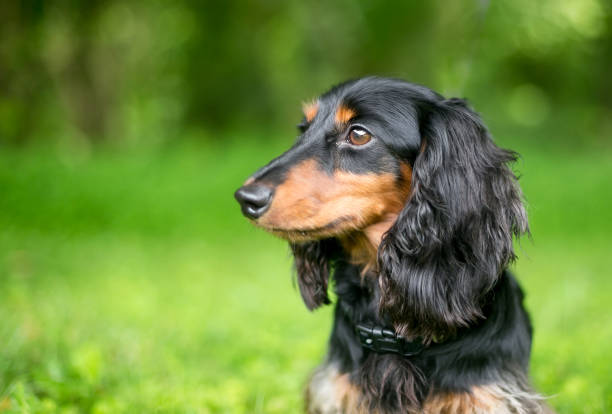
[261,226,343,243]
[253,216,358,243]
[265,229,337,243]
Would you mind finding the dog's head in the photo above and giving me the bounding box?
[235,77,528,341]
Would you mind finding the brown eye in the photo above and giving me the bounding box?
[347,127,372,146]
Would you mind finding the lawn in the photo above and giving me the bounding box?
[0,139,610,413]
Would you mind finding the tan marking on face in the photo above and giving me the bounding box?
[256,160,411,244]
[335,104,356,125]
[340,162,412,270]
[243,176,254,186]
[303,100,319,123]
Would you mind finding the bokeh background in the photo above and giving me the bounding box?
[1,1,611,413]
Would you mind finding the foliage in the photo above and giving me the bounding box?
[0,1,611,147]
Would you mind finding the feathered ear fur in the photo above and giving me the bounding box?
[290,240,335,310]
[378,98,528,342]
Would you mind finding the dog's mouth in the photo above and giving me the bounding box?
[258,216,357,241]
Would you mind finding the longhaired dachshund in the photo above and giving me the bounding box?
[235,77,551,413]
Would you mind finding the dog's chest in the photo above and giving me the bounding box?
[305,363,364,414]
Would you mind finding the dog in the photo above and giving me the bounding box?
[234,77,550,413]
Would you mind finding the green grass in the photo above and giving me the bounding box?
[0,140,611,413]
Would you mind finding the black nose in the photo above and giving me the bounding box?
[234,184,273,219]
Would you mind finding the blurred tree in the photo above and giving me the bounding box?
[0,0,610,146]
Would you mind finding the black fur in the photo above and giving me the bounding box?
[378,97,529,342]
[329,261,533,412]
[290,240,334,310]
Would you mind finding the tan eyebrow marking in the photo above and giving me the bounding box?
[302,100,319,122]
[335,104,356,125]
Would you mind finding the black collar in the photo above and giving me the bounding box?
[338,300,425,357]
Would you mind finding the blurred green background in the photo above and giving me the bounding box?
[1,1,611,413]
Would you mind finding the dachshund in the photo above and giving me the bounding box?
[234,77,551,413]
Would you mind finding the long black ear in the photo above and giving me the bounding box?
[290,240,334,310]
[378,98,528,342]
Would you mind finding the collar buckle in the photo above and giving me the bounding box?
[338,299,426,357]
[354,323,424,357]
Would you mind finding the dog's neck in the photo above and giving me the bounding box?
[339,213,398,272]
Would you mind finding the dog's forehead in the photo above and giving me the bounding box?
[307,78,427,155]
[321,77,439,107]
[314,80,421,133]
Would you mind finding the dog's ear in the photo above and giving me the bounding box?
[290,240,334,310]
[378,98,528,341]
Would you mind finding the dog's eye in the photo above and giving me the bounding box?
[347,127,372,146]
